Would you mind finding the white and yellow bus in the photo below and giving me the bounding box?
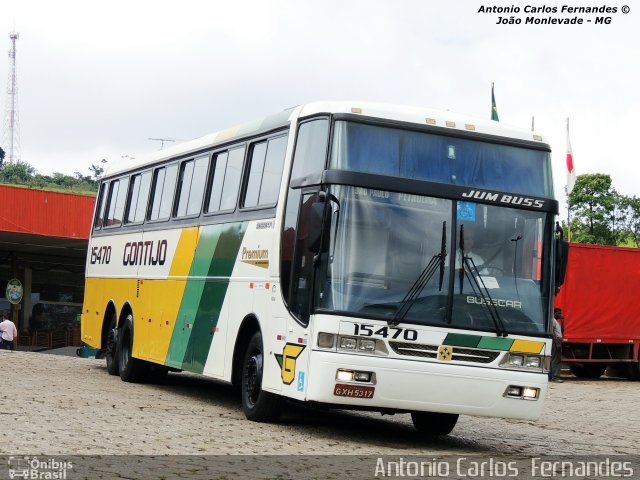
[82,101,564,434]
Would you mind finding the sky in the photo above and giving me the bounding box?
[1,0,638,215]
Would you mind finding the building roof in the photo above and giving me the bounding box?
[0,184,95,239]
[0,184,95,274]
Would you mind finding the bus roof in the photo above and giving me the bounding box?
[104,101,549,178]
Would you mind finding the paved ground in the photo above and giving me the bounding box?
[0,350,637,457]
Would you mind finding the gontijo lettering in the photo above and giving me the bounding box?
[123,240,168,266]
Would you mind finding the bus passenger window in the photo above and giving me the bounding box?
[104,177,129,227]
[207,152,228,212]
[125,171,151,224]
[243,134,288,209]
[93,183,107,229]
[258,135,287,205]
[188,156,208,215]
[175,156,209,217]
[216,146,244,212]
[148,164,178,221]
[244,142,267,208]
[206,146,245,213]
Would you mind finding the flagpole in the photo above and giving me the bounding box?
[491,83,499,121]
[566,185,571,242]
[566,117,572,242]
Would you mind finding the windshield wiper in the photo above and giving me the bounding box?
[459,224,508,337]
[389,221,447,326]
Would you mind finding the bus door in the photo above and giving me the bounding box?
[276,190,324,400]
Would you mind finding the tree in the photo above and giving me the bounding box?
[619,195,640,247]
[89,162,105,180]
[0,161,36,183]
[568,173,624,245]
[0,147,5,165]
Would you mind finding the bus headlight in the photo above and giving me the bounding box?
[340,337,357,350]
[317,332,336,349]
[500,353,547,372]
[358,339,376,352]
[507,354,524,367]
[504,385,540,400]
[335,335,389,356]
[525,356,542,368]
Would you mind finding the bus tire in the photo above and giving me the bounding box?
[118,314,150,383]
[569,362,606,379]
[411,411,458,436]
[241,331,283,422]
[105,312,119,376]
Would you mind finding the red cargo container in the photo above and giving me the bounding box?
[555,243,640,379]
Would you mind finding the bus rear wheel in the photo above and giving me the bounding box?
[569,362,606,379]
[241,331,283,422]
[105,312,119,376]
[117,314,150,383]
[411,411,458,436]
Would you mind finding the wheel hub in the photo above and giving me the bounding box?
[245,353,263,404]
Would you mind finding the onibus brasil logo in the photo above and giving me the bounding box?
[7,456,73,479]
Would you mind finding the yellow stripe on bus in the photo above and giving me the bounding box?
[138,227,201,364]
[510,339,545,354]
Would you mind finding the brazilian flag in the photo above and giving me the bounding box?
[491,83,499,121]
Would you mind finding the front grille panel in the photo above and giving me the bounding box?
[389,341,500,364]
[389,341,438,358]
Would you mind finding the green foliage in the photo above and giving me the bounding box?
[568,173,638,247]
[89,163,105,180]
[0,161,37,183]
[619,195,640,247]
[0,161,98,194]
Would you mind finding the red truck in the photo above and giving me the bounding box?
[555,243,640,379]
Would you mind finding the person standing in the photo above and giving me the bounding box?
[550,308,565,382]
[0,310,18,351]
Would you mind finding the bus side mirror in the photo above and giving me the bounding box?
[308,202,331,253]
[554,239,569,293]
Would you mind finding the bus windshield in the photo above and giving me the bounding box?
[330,121,553,198]
[314,185,551,334]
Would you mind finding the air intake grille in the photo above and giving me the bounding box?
[389,342,500,363]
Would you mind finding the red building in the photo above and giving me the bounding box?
[0,184,95,344]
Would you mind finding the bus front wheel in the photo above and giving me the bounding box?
[117,314,150,383]
[411,411,459,435]
[241,331,283,422]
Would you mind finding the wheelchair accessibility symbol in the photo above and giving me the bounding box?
[457,201,476,222]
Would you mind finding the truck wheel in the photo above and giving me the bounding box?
[606,364,633,379]
[105,312,119,376]
[411,412,459,435]
[241,331,283,422]
[627,361,640,381]
[118,314,150,383]
[569,363,606,379]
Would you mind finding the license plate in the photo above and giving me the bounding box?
[333,383,375,399]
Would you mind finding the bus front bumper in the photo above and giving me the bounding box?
[305,351,548,420]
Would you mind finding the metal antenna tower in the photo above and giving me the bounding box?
[2,31,20,164]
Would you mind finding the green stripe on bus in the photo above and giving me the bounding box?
[442,333,482,348]
[185,222,247,373]
[165,222,247,370]
[477,337,514,351]
[165,224,223,368]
